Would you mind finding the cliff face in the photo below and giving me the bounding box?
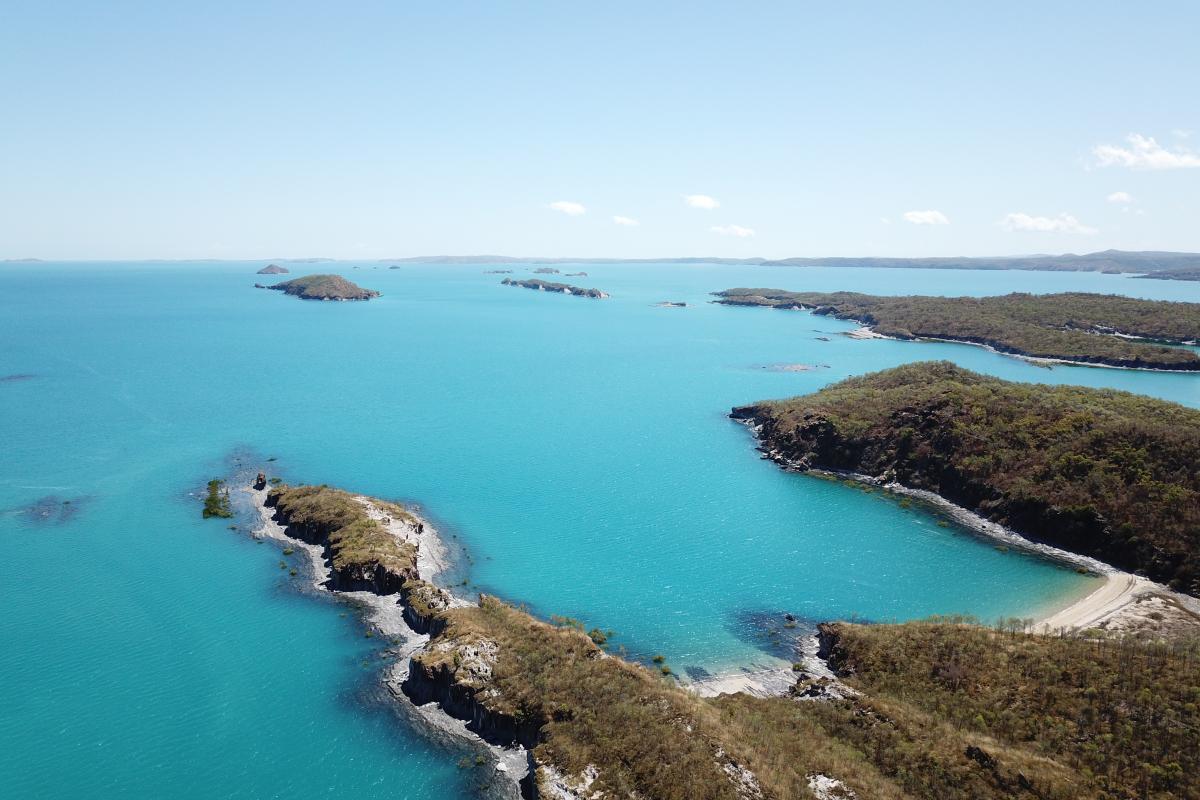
[731,362,1200,594]
[264,486,419,594]
[402,625,542,750]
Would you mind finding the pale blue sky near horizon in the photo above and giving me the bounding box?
[1,1,1197,260]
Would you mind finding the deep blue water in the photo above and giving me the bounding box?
[2,261,1197,797]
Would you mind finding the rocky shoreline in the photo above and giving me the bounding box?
[501,278,609,299]
[729,413,1200,638]
[246,485,531,797]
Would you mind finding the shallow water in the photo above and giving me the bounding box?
[2,261,1197,797]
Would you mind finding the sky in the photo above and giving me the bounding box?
[1,1,1198,260]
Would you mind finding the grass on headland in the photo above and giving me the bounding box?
[266,484,417,577]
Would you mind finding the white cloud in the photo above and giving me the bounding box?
[1092,133,1200,170]
[1106,191,1134,204]
[880,217,892,224]
[999,212,1097,234]
[711,224,755,238]
[612,215,639,226]
[684,194,720,210]
[902,210,949,225]
[548,200,586,216]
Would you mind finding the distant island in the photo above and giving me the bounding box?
[501,277,609,298]
[256,263,289,275]
[1138,267,1200,282]
[733,361,1200,593]
[257,274,380,301]
[715,289,1200,370]
[248,477,1200,799]
[378,249,1200,276]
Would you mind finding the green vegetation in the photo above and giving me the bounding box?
[202,479,232,518]
[262,273,380,301]
[715,289,1200,369]
[733,361,1200,592]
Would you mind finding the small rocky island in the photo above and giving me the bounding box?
[501,277,609,298]
[715,289,1200,370]
[256,263,289,275]
[245,477,1200,800]
[257,274,380,301]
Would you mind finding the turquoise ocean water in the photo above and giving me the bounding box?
[2,261,1198,798]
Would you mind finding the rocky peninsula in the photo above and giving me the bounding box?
[258,273,380,301]
[239,472,1200,800]
[501,278,609,299]
[715,289,1200,370]
[732,361,1200,596]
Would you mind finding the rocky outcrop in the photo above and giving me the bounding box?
[402,628,543,750]
[502,278,609,299]
[400,579,452,635]
[262,274,380,301]
[264,489,415,594]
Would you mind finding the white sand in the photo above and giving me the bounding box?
[1037,572,1149,630]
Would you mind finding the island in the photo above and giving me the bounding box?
[247,478,1200,800]
[1137,267,1200,282]
[533,267,561,274]
[256,263,289,275]
[501,277,609,298]
[715,289,1200,370]
[732,361,1200,594]
[257,274,380,301]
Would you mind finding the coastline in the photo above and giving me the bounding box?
[754,448,1200,637]
[848,323,1197,373]
[241,484,529,796]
